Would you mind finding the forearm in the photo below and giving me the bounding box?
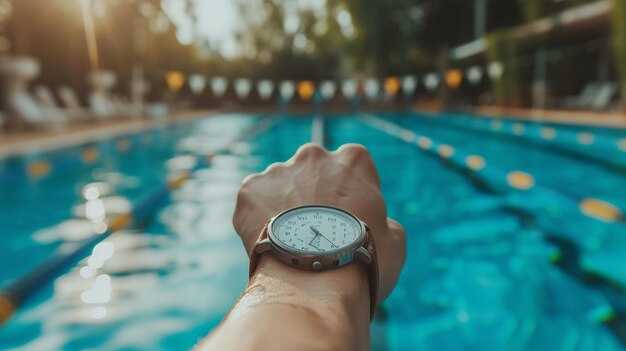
[197,255,371,351]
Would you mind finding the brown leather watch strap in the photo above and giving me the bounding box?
[363,227,379,321]
[248,223,380,322]
[248,224,269,280]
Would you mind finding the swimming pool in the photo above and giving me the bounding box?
[0,112,625,350]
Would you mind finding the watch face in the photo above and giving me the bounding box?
[270,205,365,255]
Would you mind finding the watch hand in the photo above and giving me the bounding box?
[310,226,338,248]
[299,236,320,250]
[309,226,320,245]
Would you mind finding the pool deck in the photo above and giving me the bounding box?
[1,106,624,159]
[472,106,626,129]
[0,110,214,159]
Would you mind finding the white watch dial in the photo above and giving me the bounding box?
[271,206,362,254]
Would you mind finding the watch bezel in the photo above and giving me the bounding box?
[267,204,367,258]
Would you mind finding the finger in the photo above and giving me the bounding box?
[334,144,381,188]
[387,218,407,244]
[287,143,329,164]
[241,172,261,187]
[261,162,286,175]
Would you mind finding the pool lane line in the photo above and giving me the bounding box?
[361,113,625,227]
[0,132,154,185]
[361,113,626,326]
[0,161,205,326]
[0,111,229,185]
[311,114,325,145]
[409,112,626,174]
[361,112,626,280]
[0,116,281,327]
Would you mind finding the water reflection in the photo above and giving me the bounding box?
[0,115,301,350]
[80,274,111,304]
[87,242,115,269]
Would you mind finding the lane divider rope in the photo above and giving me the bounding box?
[360,113,625,224]
[361,113,626,317]
[0,116,280,326]
[416,112,626,172]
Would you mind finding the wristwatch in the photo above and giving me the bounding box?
[249,204,379,320]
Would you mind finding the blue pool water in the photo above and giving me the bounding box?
[0,112,625,350]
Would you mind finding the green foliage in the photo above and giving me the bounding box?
[521,0,599,22]
[521,0,544,22]
[486,29,521,107]
[611,0,626,103]
[0,0,197,95]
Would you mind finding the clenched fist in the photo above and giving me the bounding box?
[233,143,406,301]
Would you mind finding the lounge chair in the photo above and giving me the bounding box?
[590,82,617,111]
[87,71,123,119]
[58,85,92,121]
[34,85,78,123]
[0,56,67,130]
[111,95,134,117]
[7,88,67,130]
[89,91,119,119]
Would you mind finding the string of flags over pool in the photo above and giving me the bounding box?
[164,64,502,101]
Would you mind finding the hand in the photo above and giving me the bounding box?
[233,143,406,302]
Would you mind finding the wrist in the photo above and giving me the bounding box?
[223,254,371,350]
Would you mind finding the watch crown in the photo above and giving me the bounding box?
[312,261,323,271]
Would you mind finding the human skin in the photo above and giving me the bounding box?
[196,143,406,351]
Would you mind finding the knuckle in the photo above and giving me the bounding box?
[296,143,327,159]
[232,212,242,233]
[337,144,373,163]
[263,162,285,175]
[388,218,407,243]
[240,173,261,188]
[339,143,370,155]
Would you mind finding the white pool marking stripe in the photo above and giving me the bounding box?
[311,115,325,145]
